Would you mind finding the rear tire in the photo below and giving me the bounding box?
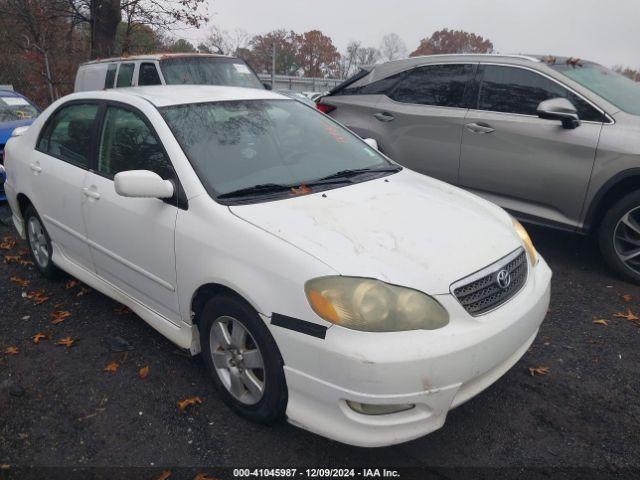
[199,294,287,424]
[24,205,61,280]
[599,191,640,284]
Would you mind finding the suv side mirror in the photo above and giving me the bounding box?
[114,170,174,199]
[537,98,580,129]
[363,138,379,150]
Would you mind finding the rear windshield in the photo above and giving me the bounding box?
[0,96,38,122]
[551,62,640,116]
[160,57,263,89]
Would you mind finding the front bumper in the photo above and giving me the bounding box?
[269,258,551,447]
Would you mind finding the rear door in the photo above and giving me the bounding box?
[81,103,180,320]
[459,64,605,228]
[367,63,476,185]
[31,102,101,270]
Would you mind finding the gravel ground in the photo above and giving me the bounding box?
[1,212,639,479]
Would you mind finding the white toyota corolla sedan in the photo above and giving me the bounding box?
[4,86,551,447]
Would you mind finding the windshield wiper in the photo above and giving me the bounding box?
[217,183,292,199]
[314,166,401,182]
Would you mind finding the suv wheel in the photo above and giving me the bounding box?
[599,191,640,283]
[24,205,61,279]
[199,294,287,424]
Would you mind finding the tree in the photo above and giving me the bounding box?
[65,0,208,59]
[296,30,340,77]
[613,66,640,82]
[202,26,251,56]
[247,29,301,76]
[338,41,379,79]
[168,38,196,53]
[379,33,407,62]
[410,28,493,57]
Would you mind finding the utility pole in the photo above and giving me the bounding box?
[271,43,276,89]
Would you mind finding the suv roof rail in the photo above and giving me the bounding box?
[407,53,542,62]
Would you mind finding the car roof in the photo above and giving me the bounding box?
[68,85,289,107]
[80,53,236,66]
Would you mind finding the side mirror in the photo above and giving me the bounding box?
[114,170,174,199]
[263,82,273,91]
[363,138,379,150]
[537,98,580,129]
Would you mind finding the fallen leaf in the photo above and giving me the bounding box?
[10,276,29,287]
[76,287,91,297]
[65,279,79,289]
[291,183,312,195]
[25,289,49,305]
[50,310,72,324]
[56,337,77,348]
[4,346,19,355]
[4,255,20,264]
[0,239,16,250]
[19,259,34,266]
[156,470,172,480]
[138,366,150,379]
[104,362,120,373]
[177,396,202,412]
[33,333,47,344]
[33,295,50,305]
[193,474,216,480]
[614,308,640,322]
[114,304,131,315]
[529,366,550,377]
[622,294,633,302]
[593,319,609,326]
[0,464,10,470]
[53,302,66,309]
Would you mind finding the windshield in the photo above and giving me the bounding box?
[0,96,38,122]
[551,62,640,116]
[161,99,396,202]
[160,57,263,89]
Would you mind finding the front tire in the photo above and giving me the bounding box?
[599,191,640,284]
[24,205,61,279]
[199,294,287,424]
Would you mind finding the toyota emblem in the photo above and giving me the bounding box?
[496,269,511,289]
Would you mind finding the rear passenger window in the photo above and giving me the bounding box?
[37,103,99,168]
[104,64,117,89]
[116,63,135,88]
[139,63,161,86]
[390,64,475,108]
[478,65,604,121]
[98,106,173,179]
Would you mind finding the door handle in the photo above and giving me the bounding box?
[30,163,42,174]
[373,112,395,122]
[82,187,101,200]
[465,122,495,134]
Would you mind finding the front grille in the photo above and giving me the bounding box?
[451,249,528,316]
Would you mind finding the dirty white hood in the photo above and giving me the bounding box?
[230,169,523,295]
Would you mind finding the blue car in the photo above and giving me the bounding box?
[0,89,40,201]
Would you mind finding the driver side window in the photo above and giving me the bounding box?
[478,65,603,122]
[98,106,174,179]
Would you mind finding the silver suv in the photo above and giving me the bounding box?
[319,54,640,283]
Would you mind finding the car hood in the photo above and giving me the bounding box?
[0,120,33,146]
[229,169,523,295]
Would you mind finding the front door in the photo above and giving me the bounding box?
[368,63,476,185]
[82,103,180,321]
[459,64,605,228]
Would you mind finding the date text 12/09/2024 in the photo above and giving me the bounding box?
[233,468,401,478]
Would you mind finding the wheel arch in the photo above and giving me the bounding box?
[190,282,260,327]
[16,192,34,218]
[584,169,640,232]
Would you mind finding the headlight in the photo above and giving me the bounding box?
[305,276,449,332]
[512,218,538,265]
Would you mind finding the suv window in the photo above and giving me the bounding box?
[116,63,135,88]
[478,65,603,122]
[139,63,161,86]
[98,106,173,179]
[37,103,99,168]
[104,64,117,89]
[390,64,475,108]
[336,71,406,96]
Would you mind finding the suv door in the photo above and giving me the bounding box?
[33,102,100,270]
[368,63,476,184]
[459,64,605,228]
[82,104,180,321]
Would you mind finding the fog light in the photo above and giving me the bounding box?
[346,400,414,415]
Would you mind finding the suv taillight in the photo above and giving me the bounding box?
[316,103,336,114]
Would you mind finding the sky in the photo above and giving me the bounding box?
[180,0,639,69]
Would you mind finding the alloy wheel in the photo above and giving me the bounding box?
[613,207,640,275]
[27,216,49,269]
[209,315,265,405]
